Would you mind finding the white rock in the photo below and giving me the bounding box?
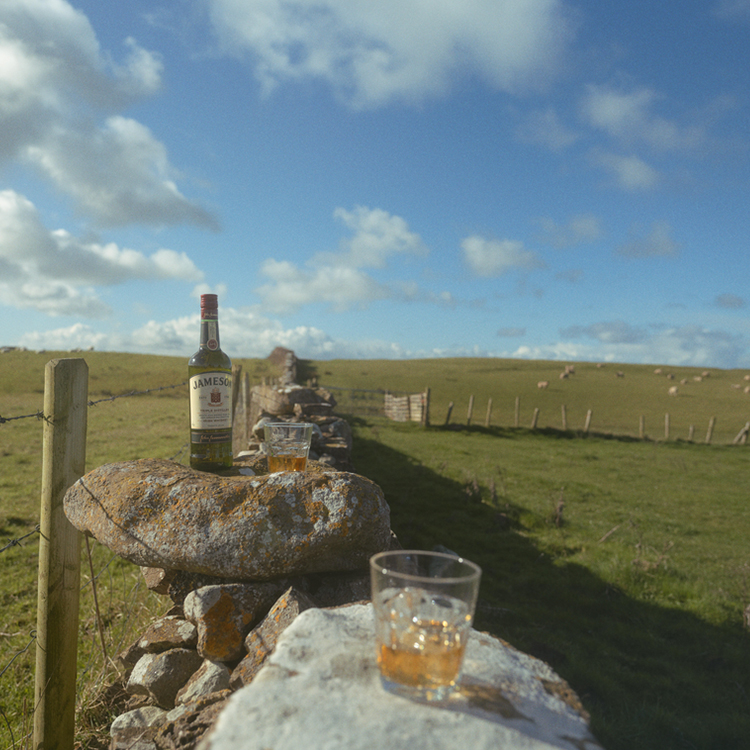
[199,604,604,750]
[110,705,168,735]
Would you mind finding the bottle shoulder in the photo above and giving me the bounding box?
[188,347,232,370]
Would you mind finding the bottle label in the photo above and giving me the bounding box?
[189,370,232,429]
[205,320,219,351]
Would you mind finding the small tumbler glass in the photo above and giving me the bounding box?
[263,422,313,472]
[370,549,482,702]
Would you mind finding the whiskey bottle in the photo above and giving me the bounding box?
[188,294,233,470]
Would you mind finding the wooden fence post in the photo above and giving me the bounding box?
[664,413,670,441]
[706,416,716,445]
[444,401,454,426]
[484,397,492,428]
[639,415,645,439]
[514,397,520,428]
[561,404,567,431]
[466,395,474,426]
[531,407,540,429]
[34,358,88,750]
[688,424,695,442]
[421,388,431,427]
[583,409,592,434]
[732,422,749,445]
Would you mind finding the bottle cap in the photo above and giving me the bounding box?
[201,294,218,312]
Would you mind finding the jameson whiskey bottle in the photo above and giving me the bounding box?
[188,294,233,471]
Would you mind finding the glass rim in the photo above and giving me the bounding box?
[369,549,482,583]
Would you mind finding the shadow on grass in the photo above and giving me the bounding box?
[351,431,750,750]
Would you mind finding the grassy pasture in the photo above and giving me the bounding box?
[0,350,749,749]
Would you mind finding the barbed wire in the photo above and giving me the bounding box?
[0,526,41,555]
[0,379,187,426]
[0,631,37,682]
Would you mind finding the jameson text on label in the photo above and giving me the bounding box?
[189,371,232,429]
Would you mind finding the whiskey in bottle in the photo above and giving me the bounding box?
[188,294,233,471]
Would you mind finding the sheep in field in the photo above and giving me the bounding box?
[668,386,679,396]
[537,381,549,389]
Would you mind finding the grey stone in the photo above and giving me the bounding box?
[156,690,232,750]
[177,661,232,705]
[111,706,168,736]
[139,616,198,652]
[127,649,204,709]
[183,582,283,662]
[230,586,318,689]
[64,457,390,580]
[198,604,604,750]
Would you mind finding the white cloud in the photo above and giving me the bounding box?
[255,206,427,314]
[0,0,216,228]
[0,189,204,315]
[461,235,545,277]
[207,0,575,108]
[581,84,704,151]
[716,293,745,309]
[517,107,579,151]
[617,221,680,258]
[589,148,660,191]
[538,213,602,248]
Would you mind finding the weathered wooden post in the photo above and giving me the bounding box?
[484,397,492,428]
[34,358,88,750]
[706,416,716,445]
[444,401,454,426]
[514,396,520,428]
[583,409,592,434]
[466,395,474,426]
[421,388,431,427]
[531,407,540,429]
[639,415,645,439]
[664,413,670,441]
[688,424,695,442]
[561,404,567,431]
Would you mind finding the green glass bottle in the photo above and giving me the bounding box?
[188,294,233,471]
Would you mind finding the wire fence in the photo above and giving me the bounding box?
[0,372,191,749]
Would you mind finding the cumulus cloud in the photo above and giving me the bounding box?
[0,0,217,228]
[581,84,704,151]
[461,235,545,277]
[255,206,428,314]
[537,213,602,248]
[561,320,648,344]
[517,107,580,151]
[207,0,575,108]
[617,221,680,258]
[0,189,204,315]
[589,148,660,190]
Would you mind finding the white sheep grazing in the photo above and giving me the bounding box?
[654,368,663,375]
[668,386,679,396]
[565,364,576,374]
[616,371,625,378]
[537,380,549,389]
[559,372,568,379]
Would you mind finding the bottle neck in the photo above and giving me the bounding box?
[199,308,221,351]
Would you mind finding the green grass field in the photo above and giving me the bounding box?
[1,350,749,749]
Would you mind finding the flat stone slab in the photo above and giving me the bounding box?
[200,604,604,750]
[63,458,390,580]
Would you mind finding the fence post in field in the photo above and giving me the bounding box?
[531,407,540,429]
[421,388,431,427]
[688,424,695,442]
[639,415,645,439]
[561,404,567,431]
[583,409,592,434]
[444,401,454,426]
[706,416,716,444]
[466,395,474,426]
[34,358,88,750]
[732,422,750,445]
[665,413,670,441]
[514,396,520,428]
[484,397,492,428]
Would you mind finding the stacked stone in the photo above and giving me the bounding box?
[62,454,393,750]
[246,383,354,471]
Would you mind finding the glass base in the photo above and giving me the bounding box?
[379,674,458,703]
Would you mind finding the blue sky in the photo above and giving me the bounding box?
[1,0,749,367]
